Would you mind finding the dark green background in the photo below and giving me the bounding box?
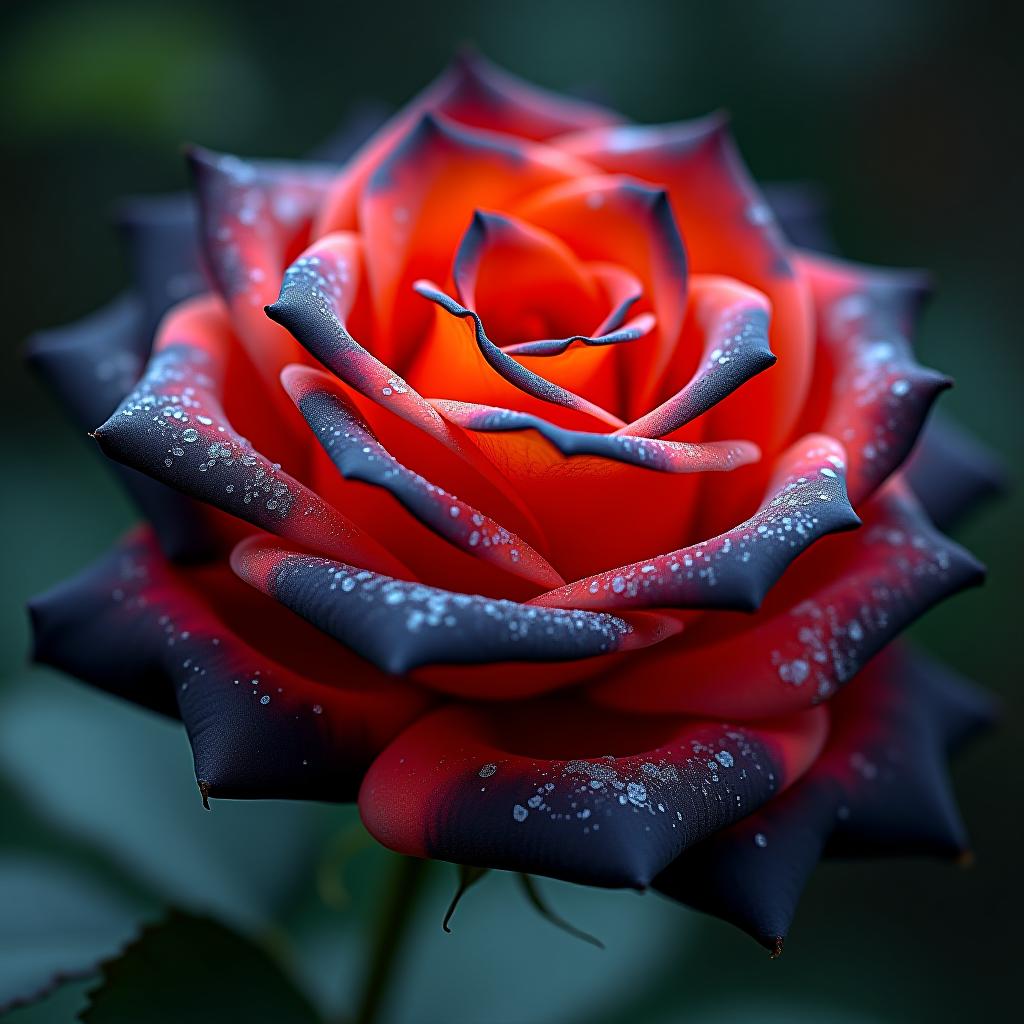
[2,1,1020,1021]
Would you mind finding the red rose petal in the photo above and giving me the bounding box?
[92,295,409,578]
[557,117,814,454]
[616,275,776,440]
[590,477,985,718]
[797,251,952,506]
[29,527,432,801]
[515,175,689,417]
[654,644,995,949]
[412,280,625,429]
[231,536,678,688]
[358,698,826,888]
[356,114,592,370]
[281,364,564,590]
[187,147,333,432]
[531,433,859,612]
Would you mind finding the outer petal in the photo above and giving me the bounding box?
[314,51,620,234]
[231,537,678,678]
[762,181,837,254]
[797,252,951,506]
[426,49,623,141]
[531,434,859,612]
[654,645,996,950]
[114,192,206,336]
[187,146,335,431]
[904,413,1006,531]
[590,477,985,718]
[92,295,409,578]
[29,528,431,801]
[358,700,826,888]
[27,294,222,562]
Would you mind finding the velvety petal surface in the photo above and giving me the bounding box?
[30,528,432,801]
[359,698,826,888]
[590,477,985,718]
[653,644,995,950]
[92,295,408,578]
[532,434,859,612]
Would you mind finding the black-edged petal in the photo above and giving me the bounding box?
[653,644,996,950]
[762,181,837,254]
[531,434,859,612]
[280,364,564,588]
[27,294,219,562]
[30,528,431,802]
[904,412,1006,531]
[358,699,827,888]
[231,536,678,676]
[590,476,986,718]
[414,280,625,429]
[92,296,408,578]
[114,192,205,336]
[433,399,760,474]
[799,252,951,506]
[616,275,776,439]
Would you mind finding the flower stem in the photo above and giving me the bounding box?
[352,854,430,1024]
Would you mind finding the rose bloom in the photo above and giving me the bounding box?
[30,54,998,951]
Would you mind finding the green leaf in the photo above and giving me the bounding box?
[0,854,145,1013]
[80,912,321,1024]
[0,672,335,931]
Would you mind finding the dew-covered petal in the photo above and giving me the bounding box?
[653,645,995,950]
[797,252,951,506]
[266,232,549,547]
[27,294,222,562]
[531,434,859,612]
[29,528,432,800]
[557,117,814,450]
[92,295,409,578]
[433,399,760,474]
[358,699,826,888]
[590,477,985,718]
[904,413,1006,531]
[265,231,473,450]
[187,146,335,411]
[231,537,678,680]
[281,365,564,588]
[616,275,776,439]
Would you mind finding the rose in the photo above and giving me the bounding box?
[29,52,997,950]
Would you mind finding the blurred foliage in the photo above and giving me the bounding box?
[1,0,1021,1021]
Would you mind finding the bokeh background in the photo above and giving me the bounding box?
[2,1,1020,1021]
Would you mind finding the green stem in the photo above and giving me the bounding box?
[352,855,430,1024]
